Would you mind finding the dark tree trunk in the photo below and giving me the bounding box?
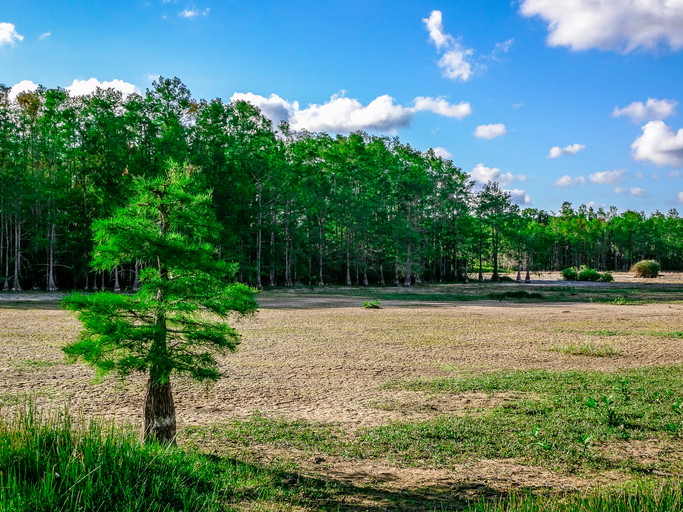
[143,376,177,445]
[114,266,121,292]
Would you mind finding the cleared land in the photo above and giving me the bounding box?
[2,272,683,510]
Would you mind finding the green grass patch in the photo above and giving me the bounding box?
[468,480,683,512]
[198,367,683,474]
[362,299,381,309]
[548,341,620,357]
[0,401,341,511]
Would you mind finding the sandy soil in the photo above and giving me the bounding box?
[1,286,682,504]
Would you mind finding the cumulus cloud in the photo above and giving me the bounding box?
[65,78,141,97]
[507,188,532,205]
[179,6,209,18]
[548,143,586,158]
[8,80,38,100]
[586,201,606,209]
[613,98,678,123]
[230,92,472,133]
[678,191,683,203]
[469,163,527,188]
[422,10,480,81]
[553,175,586,187]
[669,170,682,178]
[589,169,628,185]
[0,22,23,47]
[632,120,683,167]
[614,186,647,197]
[412,96,472,119]
[422,10,453,50]
[519,0,683,52]
[474,123,506,140]
[432,147,452,159]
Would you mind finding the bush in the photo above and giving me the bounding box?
[578,268,601,282]
[363,299,381,309]
[598,272,614,282]
[561,268,578,281]
[631,260,660,278]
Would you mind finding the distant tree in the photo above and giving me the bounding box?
[62,162,258,444]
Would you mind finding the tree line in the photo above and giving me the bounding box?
[1,77,682,291]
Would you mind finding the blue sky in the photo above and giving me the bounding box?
[2,0,683,213]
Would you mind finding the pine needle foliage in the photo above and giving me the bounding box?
[631,260,660,278]
[62,162,258,442]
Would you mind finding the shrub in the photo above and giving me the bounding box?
[578,268,601,282]
[363,299,381,309]
[631,260,660,278]
[598,272,614,282]
[561,267,578,281]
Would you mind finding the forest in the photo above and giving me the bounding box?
[1,76,682,292]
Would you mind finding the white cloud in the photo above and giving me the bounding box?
[422,10,453,50]
[470,163,525,187]
[589,169,628,185]
[548,143,586,158]
[553,175,586,187]
[632,120,683,167]
[653,173,660,180]
[677,191,683,203]
[634,172,644,178]
[65,78,141,97]
[586,201,606,209]
[520,0,683,52]
[0,22,23,47]
[179,6,209,18]
[422,10,480,81]
[412,96,472,119]
[433,147,452,159]
[512,103,524,108]
[613,98,678,123]
[231,92,472,133]
[668,170,682,178]
[614,186,647,197]
[492,38,514,57]
[8,80,38,100]
[507,189,532,205]
[474,123,506,140]
[38,31,51,40]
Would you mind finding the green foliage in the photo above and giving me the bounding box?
[562,267,579,281]
[362,299,381,309]
[578,268,601,282]
[632,260,660,278]
[562,267,613,282]
[599,271,614,282]
[63,163,257,385]
[0,402,333,511]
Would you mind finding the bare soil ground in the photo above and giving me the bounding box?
[1,276,682,508]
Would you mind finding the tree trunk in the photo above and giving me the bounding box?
[491,228,500,282]
[269,219,275,287]
[143,375,176,445]
[464,259,469,284]
[47,223,58,291]
[318,217,324,286]
[345,237,352,286]
[255,187,263,290]
[2,216,8,291]
[404,246,411,287]
[114,266,121,292]
[525,268,531,283]
[11,219,21,291]
[133,260,140,291]
[379,263,385,285]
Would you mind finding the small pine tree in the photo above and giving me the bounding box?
[63,162,258,444]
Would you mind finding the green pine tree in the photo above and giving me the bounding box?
[62,162,258,444]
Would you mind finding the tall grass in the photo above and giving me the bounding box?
[0,401,331,511]
[631,260,660,278]
[468,481,683,512]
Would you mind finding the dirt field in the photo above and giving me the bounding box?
[1,278,682,507]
